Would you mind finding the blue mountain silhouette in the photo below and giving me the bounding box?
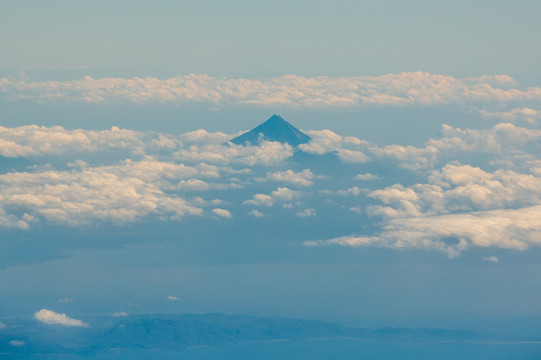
[230,115,311,146]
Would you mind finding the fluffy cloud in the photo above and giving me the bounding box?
[0,159,206,228]
[2,72,540,108]
[300,130,370,163]
[248,210,265,218]
[244,187,302,206]
[368,123,541,170]
[306,205,541,258]
[432,123,541,155]
[34,309,89,327]
[0,125,144,158]
[296,208,316,217]
[337,186,363,197]
[308,163,541,257]
[260,169,317,187]
[212,208,233,218]
[174,140,293,166]
[480,107,541,124]
[354,173,381,181]
[367,164,541,218]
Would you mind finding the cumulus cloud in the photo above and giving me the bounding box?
[349,207,362,214]
[0,158,209,228]
[296,208,316,217]
[0,125,144,158]
[174,140,293,166]
[368,123,541,170]
[300,130,370,163]
[337,186,363,197]
[244,187,302,206]
[480,107,541,124]
[34,309,89,327]
[179,129,233,144]
[212,208,232,218]
[167,295,179,301]
[0,322,6,330]
[367,164,541,218]
[2,72,540,108]
[308,163,541,257]
[261,169,316,186]
[306,205,541,258]
[248,210,265,218]
[9,340,25,347]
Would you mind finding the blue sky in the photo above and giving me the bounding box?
[2,0,541,81]
[1,0,541,344]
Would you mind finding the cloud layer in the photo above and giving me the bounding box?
[2,72,541,108]
[1,115,540,258]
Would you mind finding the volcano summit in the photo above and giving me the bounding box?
[230,115,311,146]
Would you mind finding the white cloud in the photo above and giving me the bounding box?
[337,186,363,197]
[299,122,541,171]
[244,187,302,207]
[0,159,204,228]
[0,322,6,330]
[112,312,128,317]
[307,162,541,257]
[9,340,25,347]
[433,123,541,155]
[296,208,316,217]
[34,309,89,327]
[271,187,302,200]
[355,173,380,181]
[174,141,293,166]
[366,122,541,170]
[179,129,232,144]
[370,143,438,170]
[2,72,540,108]
[0,125,144,158]
[299,130,370,164]
[336,149,370,163]
[248,210,265,218]
[212,208,232,218]
[308,205,541,258]
[482,256,499,262]
[480,107,541,124]
[367,164,541,219]
[244,194,274,207]
[262,169,315,187]
[167,295,179,301]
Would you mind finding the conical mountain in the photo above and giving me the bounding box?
[230,115,311,146]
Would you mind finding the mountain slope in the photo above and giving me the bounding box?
[230,115,311,146]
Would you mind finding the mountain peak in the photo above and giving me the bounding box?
[230,115,311,146]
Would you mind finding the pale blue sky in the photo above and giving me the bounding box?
[1,0,541,82]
